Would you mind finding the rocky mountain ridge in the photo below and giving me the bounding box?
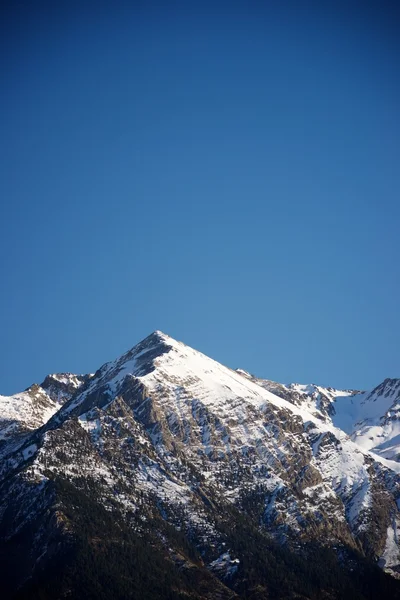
[0,373,91,459]
[1,331,400,599]
[238,371,400,463]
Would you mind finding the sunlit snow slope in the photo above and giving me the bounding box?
[241,371,400,463]
[1,331,400,580]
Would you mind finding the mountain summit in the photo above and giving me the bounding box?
[1,332,400,599]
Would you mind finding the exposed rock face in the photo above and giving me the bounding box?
[0,332,400,598]
[40,372,93,404]
[247,374,400,465]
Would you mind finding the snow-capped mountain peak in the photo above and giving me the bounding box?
[1,331,400,597]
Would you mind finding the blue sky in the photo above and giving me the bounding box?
[1,1,399,394]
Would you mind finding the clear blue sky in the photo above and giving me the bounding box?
[1,1,399,395]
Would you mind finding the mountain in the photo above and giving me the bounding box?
[234,371,362,423]
[240,373,400,462]
[349,380,400,462]
[0,373,91,459]
[1,331,400,599]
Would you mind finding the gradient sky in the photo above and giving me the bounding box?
[1,1,399,395]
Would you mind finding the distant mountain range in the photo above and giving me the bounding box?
[1,331,400,599]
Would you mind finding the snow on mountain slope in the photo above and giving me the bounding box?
[43,332,400,487]
[249,374,400,465]
[235,371,362,425]
[1,331,400,583]
[43,333,400,535]
[243,373,400,463]
[0,385,57,443]
[55,333,354,429]
[350,380,400,461]
[0,373,90,458]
